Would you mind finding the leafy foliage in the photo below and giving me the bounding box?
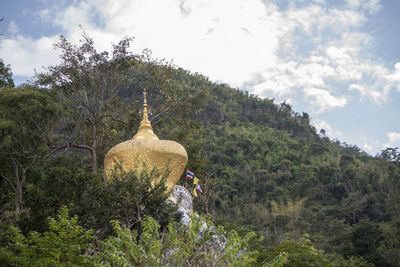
[98,214,257,266]
[1,35,399,266]
[0,85,60,213]
[20,163,179,239]
[0,58,14,88]
[78,168,180,238]
[36,33,136,173]
[256,235,329,267]
[0,207,95,266]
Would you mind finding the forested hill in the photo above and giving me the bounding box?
[124,65,400,266]
[1,37,400,266]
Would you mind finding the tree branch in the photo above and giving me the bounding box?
[69,143,93,152]
[48,142,93,155]
[0,174,16,191]
[151,104,173,125]
[42,144,70,161]
[97,113,126,124]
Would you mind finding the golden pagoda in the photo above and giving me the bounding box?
[104,89,188,192]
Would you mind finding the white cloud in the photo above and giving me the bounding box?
[330,134,383,154]
[388,132,400,143]
[303,87,348,113]
[48,0,282,87]
[286,5,366,35]
[346,61,400,104]
[312,119,343,138]
[0,0,396,110]
[0,35,60,77]
[384,132,400,148]
[8,21,19,34]
[349,84,386,103]
[252,24,398,106]
[384,62,400,92]
[249,59,336,100]
[238,2,393,110]
[362,142,373,152]
[357,135,384,154]
[346,0,381,14]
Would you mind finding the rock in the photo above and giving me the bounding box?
[170,185,193,226]
[170,185,225,250]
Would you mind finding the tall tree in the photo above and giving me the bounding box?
[126,50,207,142]
[0,85,60,213]
[37,33,136,173]
[0,58,14,88]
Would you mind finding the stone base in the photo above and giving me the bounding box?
[170,185,193,226]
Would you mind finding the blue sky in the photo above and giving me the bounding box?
[1,0,399,155]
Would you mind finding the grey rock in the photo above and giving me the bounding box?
[170,185,193,226]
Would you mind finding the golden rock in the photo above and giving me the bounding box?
[104,90,188,192]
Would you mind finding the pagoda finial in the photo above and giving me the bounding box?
[132,88,159,140]
[143,88,149,120]
[104,87,188,192]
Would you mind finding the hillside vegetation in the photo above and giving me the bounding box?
[1,35,399,266]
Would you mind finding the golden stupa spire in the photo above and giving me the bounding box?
[104,87,188,193]
[132,88,159,140]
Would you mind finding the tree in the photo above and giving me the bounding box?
[0,58,14,88]
[0,207,95,266]
[76,168,180,239]
[350,219,386,266]
[256,236,330,266]
[98,214,257,266]
[379,147,400,162]
[37,33,136,173]
[124,51,207,154]
[0,85,60,213]
[379,218,400,266]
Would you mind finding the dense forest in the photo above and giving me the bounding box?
[1,35,399,266]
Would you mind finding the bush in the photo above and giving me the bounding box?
[98,214,257,266]
[0,207,95,267]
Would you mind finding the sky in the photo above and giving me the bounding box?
[0,0,399,155]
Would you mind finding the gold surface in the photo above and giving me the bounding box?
[104,89,188,192]
[131,89,159,141]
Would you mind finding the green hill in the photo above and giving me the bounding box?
[127,66,400,266]
[1,38,400,265]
